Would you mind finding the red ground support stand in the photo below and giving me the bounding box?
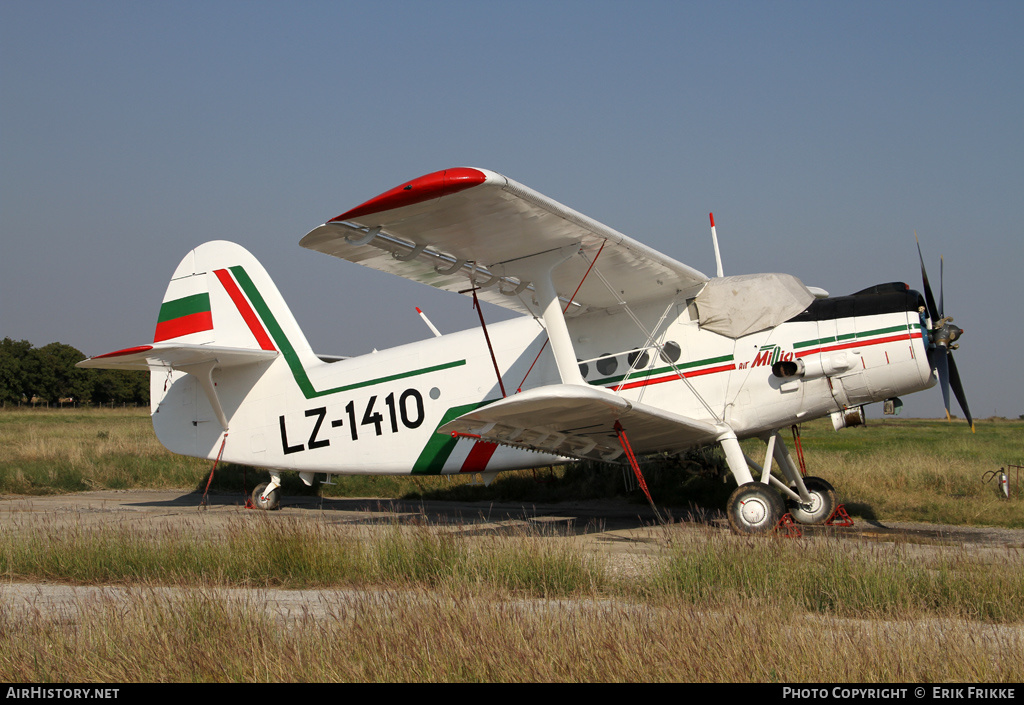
[825,504,854,527]
[614,421,666,524]
[243,465,257,509]
[199,434,228,509]
[776,512,803,538]
[791,424,808,475]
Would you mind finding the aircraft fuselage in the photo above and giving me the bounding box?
[152,284,934,476]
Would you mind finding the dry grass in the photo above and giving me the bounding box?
[0,407,209,494]
[5,514,1020,621]
[2,583,1021,682]
[2,410,1023,682]
[740,417,1024,527]
[1,504,1022,681]
[654,531,1024,623]
[0,515,608,596]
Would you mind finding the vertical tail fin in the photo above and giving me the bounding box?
[79,241,316,460]
[155,240,318,369]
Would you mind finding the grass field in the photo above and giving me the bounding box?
[1,407,1020,527]
[781,416,1023,527]
[2,517,1022,681]
[1,407,1022,682]
[3,583,1019,682]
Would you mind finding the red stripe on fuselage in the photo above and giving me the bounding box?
[613,363,737,392]
[214,269,276,351]
[795,332,922,359]
[331,168,487,222]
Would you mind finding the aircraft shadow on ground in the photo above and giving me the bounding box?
[123,489,710,536]
[842,501,880,524]
[117,491,1002,545]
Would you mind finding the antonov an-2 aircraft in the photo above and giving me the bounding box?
[78,167,972,533]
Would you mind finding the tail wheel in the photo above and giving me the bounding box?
[727,482,785,534]
[787,476,836,525]
[251,482,281,511]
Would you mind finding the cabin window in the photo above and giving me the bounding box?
[659,341,681,364]
[627,349,650,369]
[596,353,618,376]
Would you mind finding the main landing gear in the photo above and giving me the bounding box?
[251,471,282,511]
[727,482,785,534]
[786,476,836,525]
[718,429,838,534]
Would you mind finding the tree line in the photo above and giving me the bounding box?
[0,338,147,405]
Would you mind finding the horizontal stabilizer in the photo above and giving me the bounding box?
[79,343,279,432]
[77,343,278,371]
[439,384,720,462]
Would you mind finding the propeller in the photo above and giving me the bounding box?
[915,232,974,431]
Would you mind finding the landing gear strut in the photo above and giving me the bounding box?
[251,471,282,511]
[718,428,839,534]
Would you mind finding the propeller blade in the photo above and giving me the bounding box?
[915,231,940,322]
[929,347,951,419]
[947,353,975,432]
[917,233,971,431]
[939,255,944,319]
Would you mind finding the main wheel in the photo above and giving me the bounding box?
[787,476,836,525]
[251,482,281,511]
[727,482,785,534]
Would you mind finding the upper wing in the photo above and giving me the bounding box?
[438,384,721,462]
[300,168,709,316]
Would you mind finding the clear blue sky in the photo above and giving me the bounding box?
[2,1,1022,421]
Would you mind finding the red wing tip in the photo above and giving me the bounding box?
[709,212,715,227]
[331,167,487,223]
[91,345,154,359]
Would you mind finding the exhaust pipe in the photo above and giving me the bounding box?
[772,351,857,380]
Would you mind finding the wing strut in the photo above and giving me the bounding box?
[515,240,606,393]
[496,244,586,386]
[469,286,507,398]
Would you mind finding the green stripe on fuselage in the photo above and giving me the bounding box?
[412,400,496,475]
[588,354,734,387]
[228,265,465,399]
[794,323,918,350]
[321,361,467,396]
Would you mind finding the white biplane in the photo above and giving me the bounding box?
[78,167,972,533]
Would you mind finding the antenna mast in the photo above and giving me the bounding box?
[710,212,724,277]
[415,306,442,338]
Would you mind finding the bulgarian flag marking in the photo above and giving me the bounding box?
[154,293,213,342]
